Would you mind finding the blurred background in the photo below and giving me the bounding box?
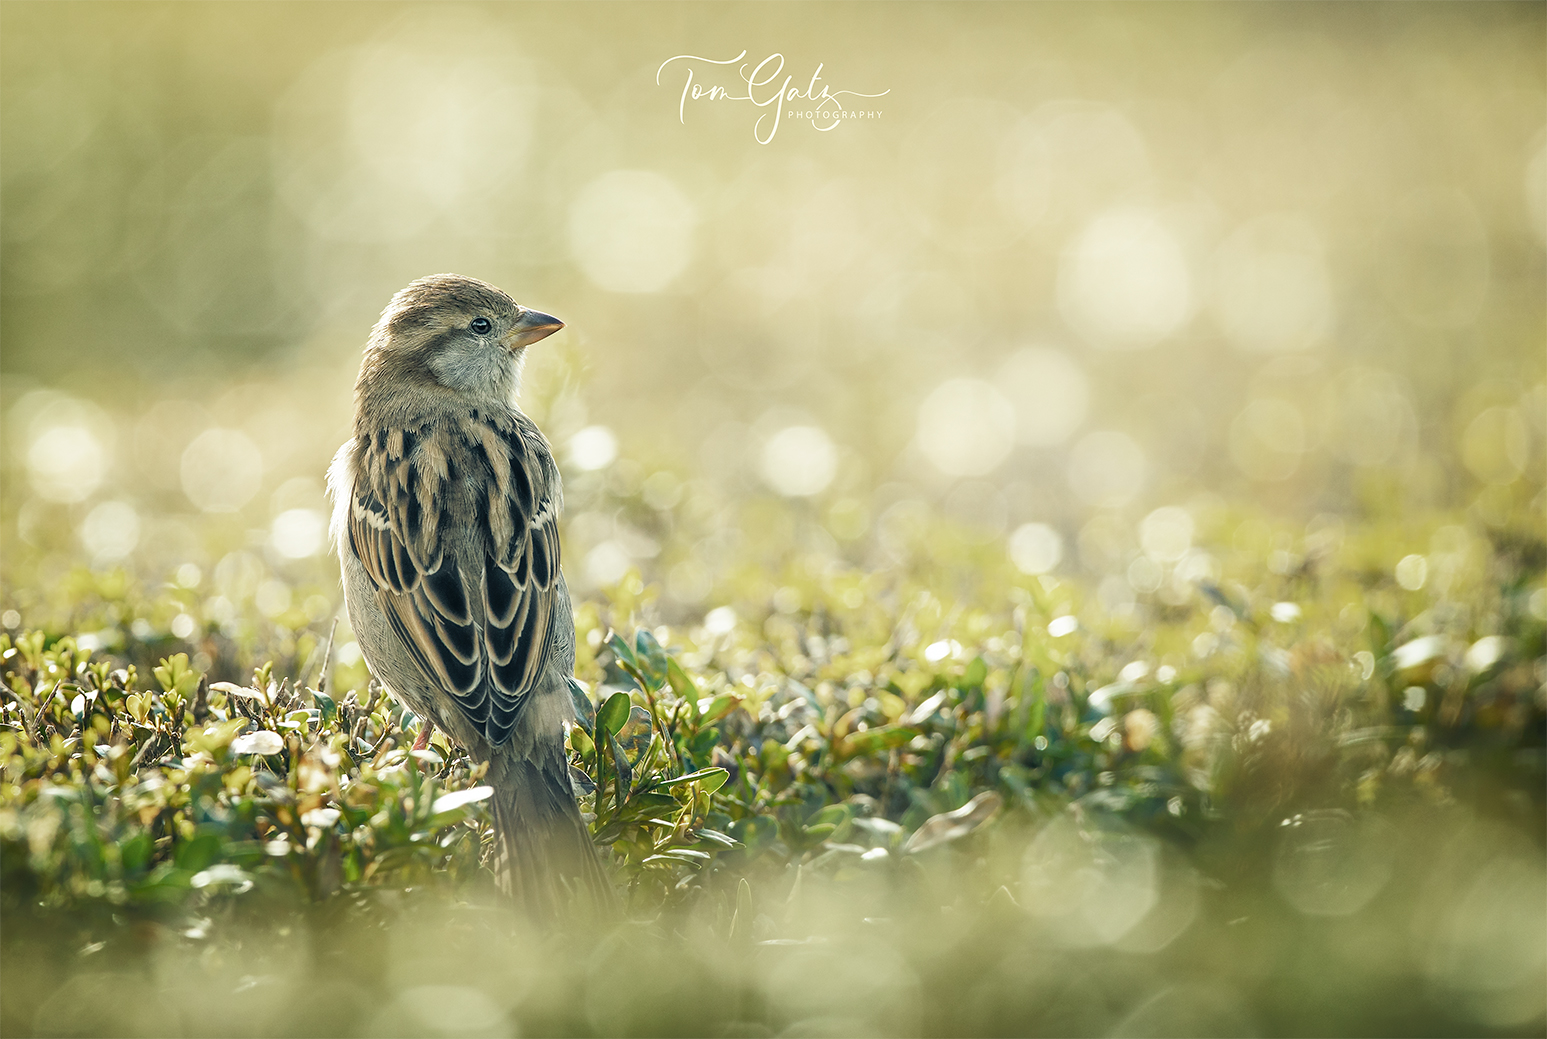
[2,2,1543,644]
[1,12,1544,1034]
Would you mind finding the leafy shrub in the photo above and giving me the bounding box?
[1,507,1543,1036]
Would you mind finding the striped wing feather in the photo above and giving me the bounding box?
[347,411,560,746]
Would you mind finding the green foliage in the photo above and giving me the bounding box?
[5,511,1542,912]
[0,648,496,920]
[1,507,1543,1035]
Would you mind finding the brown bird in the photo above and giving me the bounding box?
[328,273,610,917]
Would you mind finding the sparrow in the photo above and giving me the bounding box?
[328,273,611,917]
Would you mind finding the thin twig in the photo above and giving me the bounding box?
[312,619,338,697]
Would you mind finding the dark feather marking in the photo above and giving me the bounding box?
[495,527,519,572]
[509,446,534,517]
[375,530,398,592]
[513,542,530,586]
[434,611,479,665]
[493,655,526,698]
[441,650,481,697]
[402,490,423,555]
[530,529,551,587]
[347,524,364,575]
[353,408,565,749]
[379,537,399,590]
[423,563,470,624]
[486,566,517,627]
[486,617,516,667]
[390,538,416,594]
[512,562,535,625]
[516,588,545,689]
[489,703,518,739]
[380,591,453,692]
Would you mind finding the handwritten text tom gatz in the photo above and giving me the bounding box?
[657,51,889,144]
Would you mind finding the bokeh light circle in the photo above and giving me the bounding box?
[1140,506,1194,563]
[80,501,140,561]
[27,426,106,504]
[1059,207,1193,351]
[271,508,326,559]
[917,378,1017,476]
[760,425,838,497]
[568,426,619,472]
[1009,522,1064,574]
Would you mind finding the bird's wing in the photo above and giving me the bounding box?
[346,411,562,746]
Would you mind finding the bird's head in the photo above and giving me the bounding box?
[358,274,564,406]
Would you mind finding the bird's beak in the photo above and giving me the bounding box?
[503,308,564,350]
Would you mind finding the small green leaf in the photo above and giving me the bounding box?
[807,804,850,829]
[608,730,632,810]
[730,877,755,940]
[803,804,853,844]
[836,724,920,759]
[1027,696,1046,742]
[616,705,653,766]
[619,791,679,814]
[634,629,669,686]
[688,727,721,759]
[664,766,730,793]
[428,786,494,827]
[666,658,700,711]
[606,632,641,672]
[962,656,987,689]
[643,848,710,864]
[429,786,493,815]
[902,791,1003,854]
[312,690,337,724]
[567,677,595,734]
[698,693,742,726]
[597,691,631,737]
[154,653,201,697]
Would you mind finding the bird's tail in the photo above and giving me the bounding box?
[486,733,613,921]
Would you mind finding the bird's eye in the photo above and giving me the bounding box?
[470,317,492,335]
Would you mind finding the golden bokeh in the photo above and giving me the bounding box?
[1,1,1542,616]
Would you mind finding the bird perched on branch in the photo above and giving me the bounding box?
[328,273,610,917]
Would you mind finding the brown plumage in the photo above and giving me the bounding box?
[330,274,611,917]
[346,404,560,746]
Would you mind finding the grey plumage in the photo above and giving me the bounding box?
[328,273,611,917]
